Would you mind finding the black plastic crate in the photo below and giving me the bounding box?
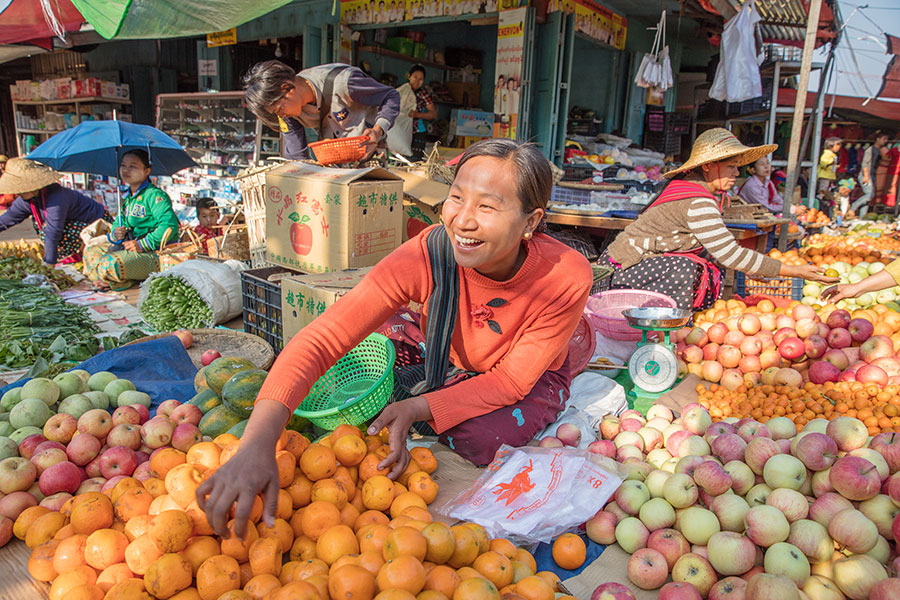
[643,130,682,155]
[665,113,691,135]
[241,266,299,354]
[645,111,666,133]
[563,164,597,182]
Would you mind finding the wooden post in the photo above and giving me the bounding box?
[779,0,824,251]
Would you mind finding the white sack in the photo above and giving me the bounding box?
[138,259,246,326]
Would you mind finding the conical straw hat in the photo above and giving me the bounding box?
[0,158,62,194]
[664,128,778,178]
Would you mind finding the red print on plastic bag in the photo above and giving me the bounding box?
[492,460,535,506]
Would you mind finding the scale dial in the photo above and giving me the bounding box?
[629,343,679,393]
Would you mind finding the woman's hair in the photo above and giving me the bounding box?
[242,60,296,128]
[825,136,842,148]
[454,139,551,214]
[409,65,426,77]
[122,149,151,169]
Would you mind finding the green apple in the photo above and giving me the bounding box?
[57,394,93,420]
[88,371,117,392]
[9,398,52,429]
[19,378,60,406]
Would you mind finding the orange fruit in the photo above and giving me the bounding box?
[53,533,89,574]
[301,500,343,541]
[124,533,163,575]
[376,591,417,600]
[164,463,207,509]
[174,535,219,577]
[95,563,135,593]
[28,539,60,582]
[452,577,500,600]
[221,520,259,563]
[278,430,312,459]
[377,554,427,595]
[186,442,221,470]
[316,524,359,565]
[409,448,437,474]
[290,535,317,562]
[26,511,67,549]
[332,424,365,441]
[114,487,153,522]
[384,526,428,562]
[362,476,395,512]
[311,478,350,509]
[287,471,314,508]
[456,567,482,581]
[514,576,553,600]
[148,509,193,552]
[299,444,338,481]
[142,478,167,498]
[488,539,517,561]
[292,557,330,581]
[391,492,427,519]
[406,472,439,504]
[359,454,390,481]
[150,448,187,479]
[446,525,479,569]
[269,581,321,600]
[274,450,297,488]
[550,534,585,570]
[472,552,513,590]
[13,505,50,540]
[66,584,105,600]
[110,479,143,505]
[170,587,204,600]
[358,550,386,576]
[258,517,294,555]
[419,591,449,600]
[514,549,537,574]
[425,564,462,598]
[70,493,114,535]
[534,572,559,593]
[244,574,281,600]
[196,554,242,600]
[510,562,533,583]
[144,553,193,599]
[463,524,489,556]
[48,565,99,600]
[249,536,283,576]
[329,564,376,600]
[421,522,455,565]
[102,578,153,600]
[359,523,391,554]
[334,435,368,467]
[84,528,129,571]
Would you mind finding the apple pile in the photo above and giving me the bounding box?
[0,383,203,550]
[681,300,900,392]
[583,404,900,599]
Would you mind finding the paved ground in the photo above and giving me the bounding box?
[0,219,38,242]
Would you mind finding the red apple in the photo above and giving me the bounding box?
[870,432,900,473]
[826,328,852,349]
[33,440,66,454]
[658,582,702,600]
[172,330,193,349]
[38,461,83,495]
[682,345,703,364]
[106,424,142,450]
[0,491,37,520]
[848,318,875,343]
[30,448,68,475]
[586,510,618,545]
[685,327,709,347]
[829,455,882,501]
[861,335,895,363]
[723,330,746,347]
[17,434,48,460]
[703,343,721,362]
[774,327,797,346]
[803,335,828,359]
[140,417,175,449]
[590,582,636,600]
[98,446,138,479]
[709,577,747,600]
[156,399,182,419]
[43,414,77,444]
[111,406,141,426]
[77,409,113,440]
[871,579,900,600]
[826,309,851,330]
[0,516,11,548]
[857,364,889,386]
[132,404,150,424]
[759,349,782,370]
[66,433,101,466]
[201,350,221,366]
[778,337,805,361]
[627,548,668,590]
[84,455,102,478]
[171,423,203,452]
[739,314,762,336]
[822,349,850,371]
[587,440,617,459]
[793,432,838,471]
[717,346,741,369]
[807,361,840,384]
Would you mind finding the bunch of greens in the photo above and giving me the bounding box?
[0,257,77,289]
[140,276,213,331]
[0,280,99,371]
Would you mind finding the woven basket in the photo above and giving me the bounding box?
[158,228,203,272]
[123,328,275,370]
[206,228,250,261]
[309,136,369,165]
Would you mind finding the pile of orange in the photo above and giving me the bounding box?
[806,232,900,253]
[697,381,900,436]
[13,424,583,600]
[798,208,830,225]
[800,242,892,267]
[765,248,808,267]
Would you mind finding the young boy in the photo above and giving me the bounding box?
[817,137,842,218]
[193,198,221,242]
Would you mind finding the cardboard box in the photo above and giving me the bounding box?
[281,267,372,340]
[265,162,403,273]
[452,109,494,137]
[445,82,481,108]
[101,81,117,98]
[389,169,447,241]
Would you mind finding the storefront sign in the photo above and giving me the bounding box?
[340,0,498,24]
[198,59,218,77]
[206,28,237,47]
[548,0,627,50]
[493,6,526,140]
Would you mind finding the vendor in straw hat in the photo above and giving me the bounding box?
[596,128,837,311]
[0,158,108,265]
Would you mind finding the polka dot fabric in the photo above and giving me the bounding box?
[594,251,718,312]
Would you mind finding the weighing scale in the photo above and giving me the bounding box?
[622,307,693,415]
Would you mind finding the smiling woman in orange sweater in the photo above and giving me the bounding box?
[197,139,593,538]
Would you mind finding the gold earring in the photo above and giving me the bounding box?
[523,231,532,240]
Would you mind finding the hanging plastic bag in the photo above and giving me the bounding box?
[657,15,674,92]
[439,445,624,544]
[633,18,663,89]
[709,0,763,102]
[386,83,416,157]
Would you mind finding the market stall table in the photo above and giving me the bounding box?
[546,211,791,297]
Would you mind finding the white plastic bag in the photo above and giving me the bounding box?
[710,0,763,102]
[439,445,624,544]
[386,83,416,157]
[138,259,246,326]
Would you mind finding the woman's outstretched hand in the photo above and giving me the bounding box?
[368,396,432,480]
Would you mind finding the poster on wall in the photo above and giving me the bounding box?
[547,0,626,50]
[493,7,526,140]
[340,0,406,24]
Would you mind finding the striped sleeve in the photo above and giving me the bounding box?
[686,198,781,277]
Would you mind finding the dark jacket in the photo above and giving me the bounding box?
[0,185,106,263]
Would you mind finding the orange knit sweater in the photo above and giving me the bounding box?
[258,226,593,433]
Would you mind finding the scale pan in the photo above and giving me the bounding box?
[622,307,692,330]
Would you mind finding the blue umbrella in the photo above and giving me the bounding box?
[26,120,196,177]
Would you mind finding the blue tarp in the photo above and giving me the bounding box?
[533,534,606,578]
[0,336,198,413]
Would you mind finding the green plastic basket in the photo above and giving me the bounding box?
[293,333,396,430]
